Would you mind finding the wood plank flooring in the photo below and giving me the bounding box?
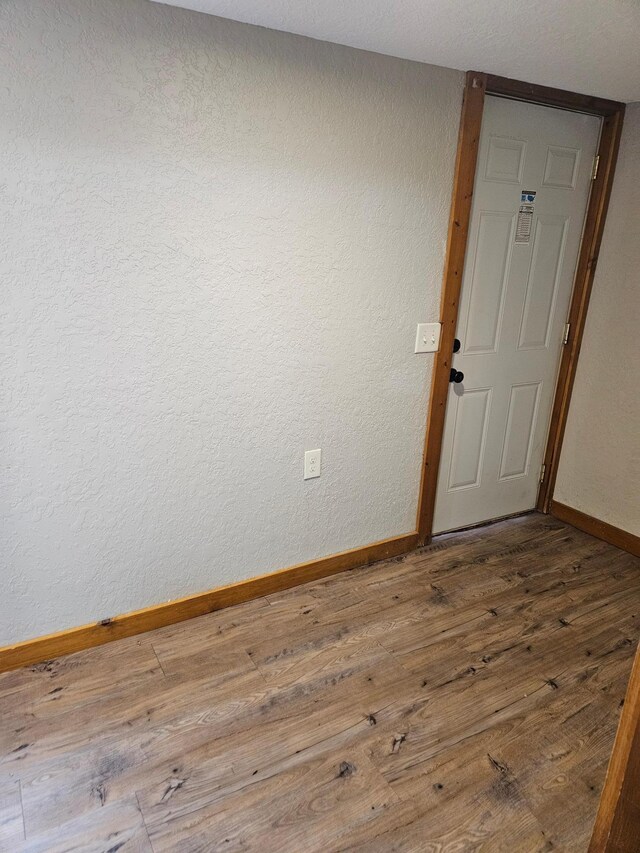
[1,513,639,852]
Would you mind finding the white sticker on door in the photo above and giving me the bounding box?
[521,190,537,203]
[515,204,534,243]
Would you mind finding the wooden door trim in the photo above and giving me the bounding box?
[589,639,640,851]
[415,71,486,542]
[536,103,625,511]
[485,74,623,116]
[416,72,625,544]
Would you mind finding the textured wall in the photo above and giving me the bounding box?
[0,0,462,645]
[555,103,640,535]
[160,0,640,102]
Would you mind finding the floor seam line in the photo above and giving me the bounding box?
[18,778,26,842]
[135,791,157,853]
[150,643,167,679]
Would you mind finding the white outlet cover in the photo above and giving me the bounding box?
[415,322,441,353]
[304,448,321,480]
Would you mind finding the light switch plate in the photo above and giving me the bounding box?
[415,322,441,353]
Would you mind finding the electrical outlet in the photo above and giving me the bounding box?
[304,448,321,480]
[415,322,441,353]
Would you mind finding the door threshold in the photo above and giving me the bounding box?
[433,509,538,539]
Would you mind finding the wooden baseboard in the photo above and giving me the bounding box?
[550,501,640,558]
[0,531,419,674]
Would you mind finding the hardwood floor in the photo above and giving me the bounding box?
[1,513,639,852]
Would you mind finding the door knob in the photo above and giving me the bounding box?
[453,338,461,353]
[449,368,464,383]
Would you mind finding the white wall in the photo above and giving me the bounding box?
[0,0,462,645]
[555,103,640,536]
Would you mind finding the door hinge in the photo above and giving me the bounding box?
[563,322,571,345]
[591,155,600,181]
[539,463,546,484]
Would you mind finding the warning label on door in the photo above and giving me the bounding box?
[516,190,536,243]
[515,204,534,243]
[516,189,536,244]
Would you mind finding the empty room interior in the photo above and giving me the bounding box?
[2,0,640,850]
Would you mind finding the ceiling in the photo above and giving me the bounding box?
[153,0,640,102]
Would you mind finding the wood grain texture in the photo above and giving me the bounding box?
[416,70,487,543]
[1,513,639,851]
[0,532,418,674]
[590,640,640,852]
[485,74,623,116]
[537,104,625,511]
[551,501,640,558]
[0,780,24,848]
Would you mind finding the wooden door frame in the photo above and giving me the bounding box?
[416,71,625,544]
[589,639,640,851]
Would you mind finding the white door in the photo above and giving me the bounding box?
[433,96,601,534]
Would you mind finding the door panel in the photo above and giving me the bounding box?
[498,382,541,480]
[518,214,569,350]
[485,135,526,183]
[433,96,601,534]
[447,388,492,491]
[543,145,581,188]
[464,212,515,354]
